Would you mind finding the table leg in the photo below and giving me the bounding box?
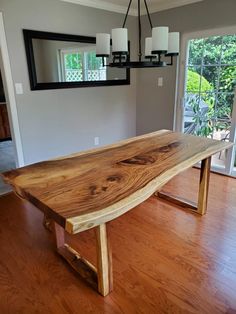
[43,214,53,231]
[53,221,113,296]
[95,223,113,296]
[157,156,212,215]
[53,221,65,247]
[197,156,211,215]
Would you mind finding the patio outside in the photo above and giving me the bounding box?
[183,34,236,174]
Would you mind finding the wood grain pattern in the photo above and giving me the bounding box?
[0,169,236,312]
[2,130,233,234]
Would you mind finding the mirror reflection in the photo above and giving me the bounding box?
[32,39,127,84]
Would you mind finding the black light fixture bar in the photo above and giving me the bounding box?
[97,0,179,69]
[109,60,166,68]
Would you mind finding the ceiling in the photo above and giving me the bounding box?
[61,0,204,16]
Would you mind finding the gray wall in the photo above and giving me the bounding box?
[0,0,137,164]
[137,0,236,135]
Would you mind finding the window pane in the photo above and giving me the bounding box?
[64,53,83,82]
[186,66,202,92]
[202,66,218,91]
[184,93,214,136]
[184,93,200,134]
[64,53,82,69]
[216,92,234,119]
[201,92,216,110]
[87,52,102,69]
[219,66,236,93]
[195,92,215,137]
[84,51,106,81]
[203,36,222,65]
[211,92,232,168]
[221,35,236,65]
[188,38,204,65]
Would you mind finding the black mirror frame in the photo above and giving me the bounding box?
[23,29,130,90]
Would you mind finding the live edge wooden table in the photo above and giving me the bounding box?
[2,130,233,296]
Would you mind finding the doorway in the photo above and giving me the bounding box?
[176,27,236,177]
[0,69,15,194]
[0,12,24,195]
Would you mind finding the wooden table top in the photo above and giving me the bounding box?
[2,130,233,234]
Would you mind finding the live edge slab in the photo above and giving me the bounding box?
[2,130,233,296]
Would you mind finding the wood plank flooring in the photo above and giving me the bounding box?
[0,168,235,313]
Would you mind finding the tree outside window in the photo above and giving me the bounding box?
[60,48,106,82]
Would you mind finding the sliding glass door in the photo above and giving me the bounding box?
[178,32,236,176]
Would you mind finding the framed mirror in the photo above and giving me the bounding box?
[23,29,130,90]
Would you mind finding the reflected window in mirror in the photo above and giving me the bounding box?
[61,48,106,82]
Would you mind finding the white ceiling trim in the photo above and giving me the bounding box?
[148,0,203,15]
[61,0,203,16]
[61,0,137,16]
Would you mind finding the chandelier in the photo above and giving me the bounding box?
[96,0,180,68]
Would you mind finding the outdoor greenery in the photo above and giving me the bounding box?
[65,51,103,70]
[186,35,236,138]
[186,70,212,92]
[65,53,82,70]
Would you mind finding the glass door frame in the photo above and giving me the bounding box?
[175,25,236,176]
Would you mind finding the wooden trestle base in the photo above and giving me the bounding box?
[156,157,212,215]
[53,222,113,297]
[51,157,211,296]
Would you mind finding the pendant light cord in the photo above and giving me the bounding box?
[122,0,133,28]
[122,0,154,62]
[144,0,153,29]
[138,0,142,61]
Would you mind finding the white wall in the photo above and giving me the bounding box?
[0,0,137,164]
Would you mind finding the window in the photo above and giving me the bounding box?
[182,34,236,175]
[184,35,236,137]
[59,47,106,82]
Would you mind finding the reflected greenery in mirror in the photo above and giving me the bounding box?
[23,30,130,90]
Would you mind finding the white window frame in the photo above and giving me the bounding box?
[59,46,105,82]
[175,25,236,176]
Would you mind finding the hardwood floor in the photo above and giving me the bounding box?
[0,168,235,313]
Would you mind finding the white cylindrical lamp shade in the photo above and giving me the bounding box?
[96,33,110,57]
[145,37,156,58]
[152,26,169,54]
[111,28,128,54]
[167,32,180,55]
